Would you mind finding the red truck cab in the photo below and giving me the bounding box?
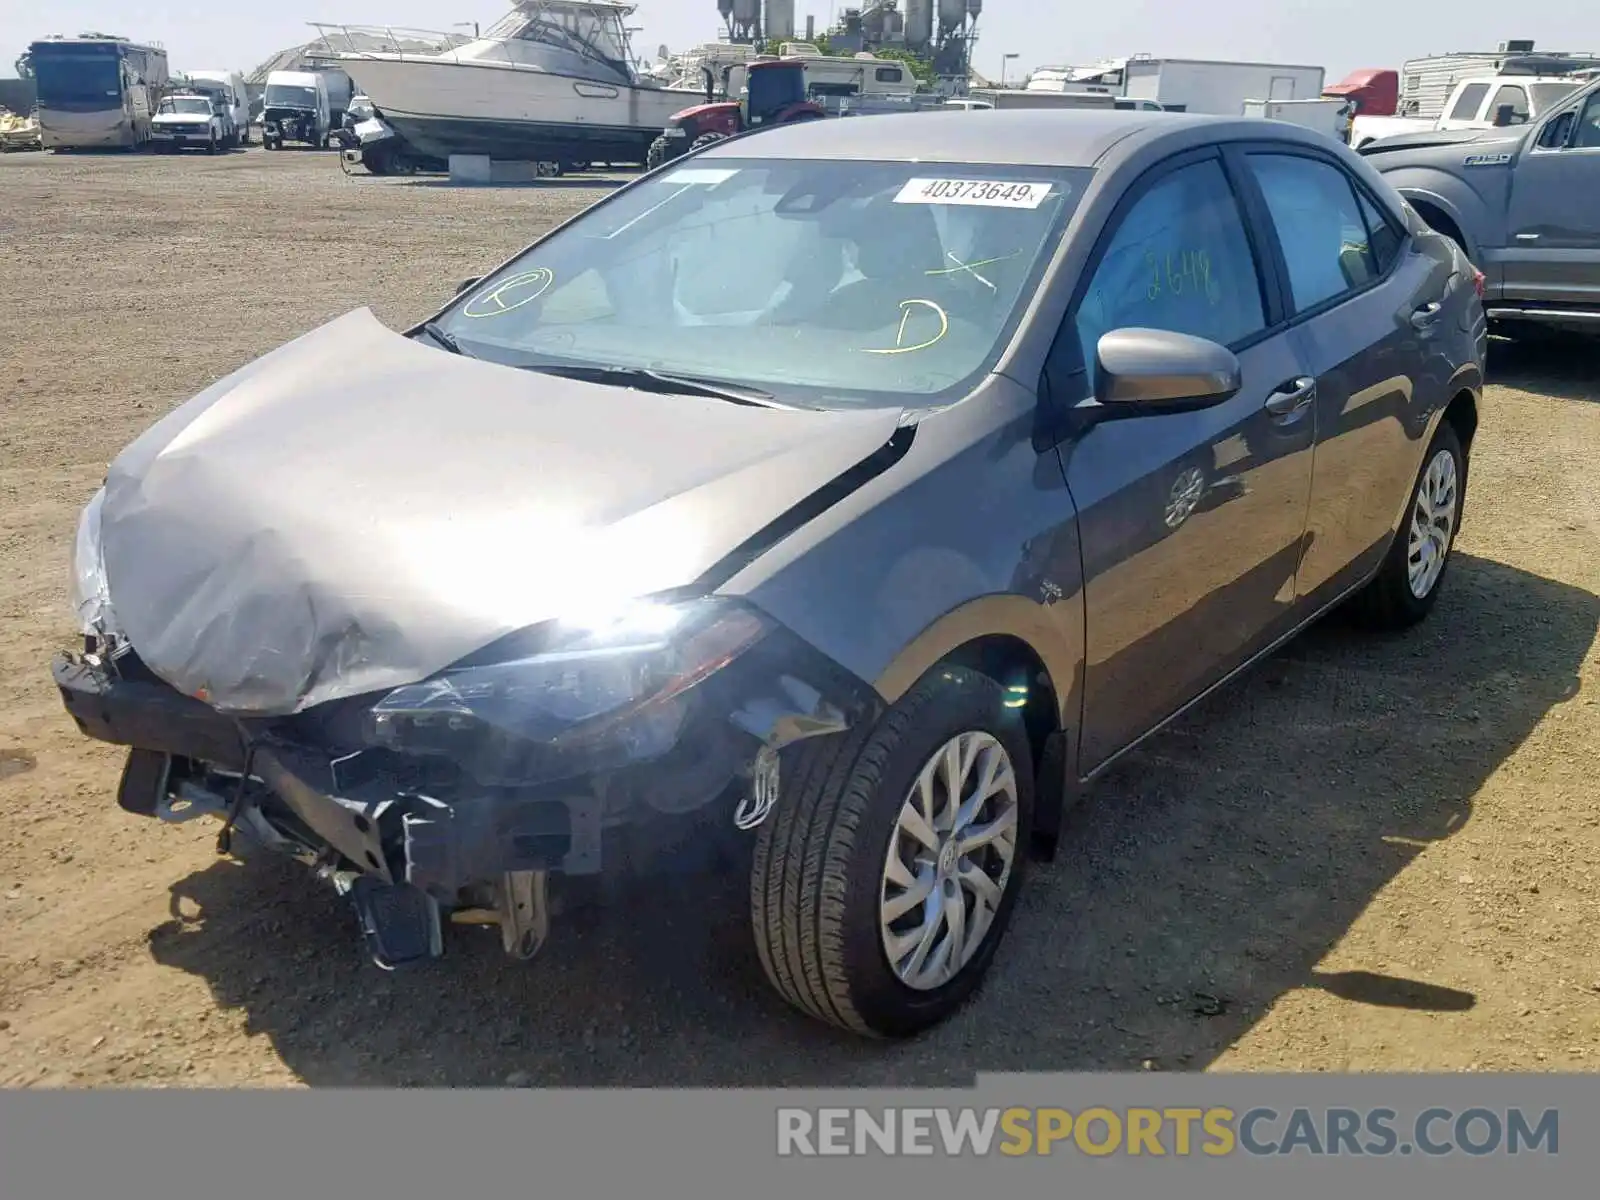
[1323,68,1400,117]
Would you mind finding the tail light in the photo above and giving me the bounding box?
[1472,269,1485,299]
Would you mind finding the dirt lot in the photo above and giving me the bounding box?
[1,146,1597,1088]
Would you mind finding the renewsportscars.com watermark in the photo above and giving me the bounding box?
[777,1106,1559,1158]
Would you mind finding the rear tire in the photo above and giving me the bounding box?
[750,666,1034,1038]
[1350,420,1465,630]
[646,135,672,170]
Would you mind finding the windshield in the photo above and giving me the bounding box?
[1531,81,1583,113]
[33,53,121,108]
[160,97,212,115]
[265,84,317,108]
[431,158,1089,408]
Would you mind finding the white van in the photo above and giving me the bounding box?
[184,70,251,146]
[262,70,333,149]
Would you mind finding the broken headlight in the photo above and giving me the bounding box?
[364,598,772,785]
[68,486,118,638]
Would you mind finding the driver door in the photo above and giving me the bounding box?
[1053,149,1318,770]
[1502,89,1600,306]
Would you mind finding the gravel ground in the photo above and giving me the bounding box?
[1,146,1597,1088]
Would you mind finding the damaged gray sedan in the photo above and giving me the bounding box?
[54,109,1485,1038]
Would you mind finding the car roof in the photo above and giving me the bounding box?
[694,108,1326,169]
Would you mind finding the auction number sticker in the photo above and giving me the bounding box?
[894,178,1053,208]
[665,167,740,184]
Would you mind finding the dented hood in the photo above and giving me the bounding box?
[93,308,903,715]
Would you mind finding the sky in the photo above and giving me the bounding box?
[2,0,1597,88]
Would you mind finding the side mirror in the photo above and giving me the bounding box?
[1493,104,1516,128]
[454,276,482,297]
[1094,328,1241,412]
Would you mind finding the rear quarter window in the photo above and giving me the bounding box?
[1448,83,1490,120]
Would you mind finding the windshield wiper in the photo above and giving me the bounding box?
[520,363,805,409]
[419,321,464,355]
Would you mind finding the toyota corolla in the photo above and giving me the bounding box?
[54,109,1486,1038]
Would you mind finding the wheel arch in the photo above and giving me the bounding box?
[1388,179,1488,268]
[1407,197,1469,253]
[1441,386,1479,458]
[1390,384,1480,550]
[872,597,1081,859]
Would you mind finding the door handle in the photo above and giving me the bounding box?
[1410,301,1443,330]
[1264,377,1316,417]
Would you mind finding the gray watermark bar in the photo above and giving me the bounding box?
[0,1073,1591,1200]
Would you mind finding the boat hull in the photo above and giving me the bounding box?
[380,111,650,164]
[338,56,704,164]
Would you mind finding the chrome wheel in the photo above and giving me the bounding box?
[1407,447,1458,599]
[880,731,1020,992]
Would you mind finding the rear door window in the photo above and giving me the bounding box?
[1246,153,1386,312]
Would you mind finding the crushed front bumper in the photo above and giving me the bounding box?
[52,626,882,966]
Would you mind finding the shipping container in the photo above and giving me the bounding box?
[1121,57,1324,114]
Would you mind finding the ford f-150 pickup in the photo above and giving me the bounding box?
[1360,75,1600,335]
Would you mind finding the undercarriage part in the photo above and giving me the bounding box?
[252,743,396,883]
[344,874,443,970]
[116,747,169,816]
[156,778,229,824]
[496,869,551,961]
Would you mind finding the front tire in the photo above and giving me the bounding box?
[751,666,1034,1038]
[688,131,726,154]
[1351,420,1465,629]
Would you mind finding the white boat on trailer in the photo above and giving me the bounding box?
[312,1,708,168]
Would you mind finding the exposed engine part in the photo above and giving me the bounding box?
[497,870,551,961]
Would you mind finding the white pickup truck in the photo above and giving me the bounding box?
[1351,72,1587,148]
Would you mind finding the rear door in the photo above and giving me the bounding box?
[1501,86,1600,307]
[1051,148,1318,770]
[1236,145,1457,609]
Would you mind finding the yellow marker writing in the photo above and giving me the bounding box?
[924,251,1021,277]
[860,298,950,355]
[462,267,556,317]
